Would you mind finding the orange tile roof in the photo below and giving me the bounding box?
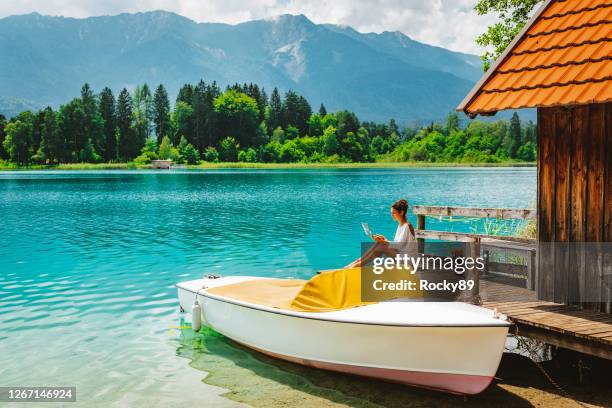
[458,0,612,116]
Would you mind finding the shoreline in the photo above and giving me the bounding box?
[0,161,537,171]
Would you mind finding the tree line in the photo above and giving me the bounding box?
[0,81,536,166]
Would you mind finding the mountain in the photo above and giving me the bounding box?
[0,11,484,122]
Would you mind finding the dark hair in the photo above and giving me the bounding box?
[391,199,409,220]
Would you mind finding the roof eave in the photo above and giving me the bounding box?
[457,0,554,116]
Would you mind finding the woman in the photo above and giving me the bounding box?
[345,199,416,268]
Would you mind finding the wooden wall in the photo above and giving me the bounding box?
[537,102,611,312]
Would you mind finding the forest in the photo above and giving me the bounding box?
[0,82,537,166]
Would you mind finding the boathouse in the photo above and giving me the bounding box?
[457,0,611,312]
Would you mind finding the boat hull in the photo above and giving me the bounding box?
[178,279,508,395]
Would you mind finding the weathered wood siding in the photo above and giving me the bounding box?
[537,102,612,312]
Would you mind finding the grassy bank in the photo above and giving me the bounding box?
[0,161,536,171]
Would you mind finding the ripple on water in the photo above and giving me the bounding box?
[0,168,536,406]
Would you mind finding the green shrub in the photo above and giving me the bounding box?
[203,147,219,162]
[180,142,200,164]
[134,153,152,165]
[219,137,239,162]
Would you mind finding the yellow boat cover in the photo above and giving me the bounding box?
[290,267,374,312]
[205,267,421,312]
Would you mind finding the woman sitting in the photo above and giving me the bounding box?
[345,198,417,268]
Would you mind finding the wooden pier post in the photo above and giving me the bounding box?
[416,214,425,254]
[469,237,481,304]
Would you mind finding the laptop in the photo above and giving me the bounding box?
[361,222,374,239]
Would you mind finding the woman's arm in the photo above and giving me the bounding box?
[372,234,388,242]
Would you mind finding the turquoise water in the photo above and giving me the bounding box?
[0,168,535,406]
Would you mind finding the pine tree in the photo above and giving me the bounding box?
[174,84,195,142]
[116,88,137,160]
[244,83,267,124]
[445,113,460,134]
[99,87,116,161]
[153,84,170,145]
[58,99,87,161]
[176,84,194,105]
[80,83,104,156]
[296,96,312,136]
[132,84,152,144]
[509,112,521,158]
[143,84,153,139]
[192,80,207,151]
[268,88,282,131]
[282,90,298,129]
[40,107,60,163]
[204,81,221,147]
[318,103,327,117]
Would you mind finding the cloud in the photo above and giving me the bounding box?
[0,0,496,54]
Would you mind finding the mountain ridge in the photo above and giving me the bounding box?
[0,10,483,122]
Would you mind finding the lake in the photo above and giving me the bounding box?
[0,168,536,407]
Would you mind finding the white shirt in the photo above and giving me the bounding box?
[392,222,417,256]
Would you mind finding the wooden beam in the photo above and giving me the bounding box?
[416,214,426,254]
[416,230,536,244]
[412,205,536,220]
[511,323,612,360]
[469,238,481,304]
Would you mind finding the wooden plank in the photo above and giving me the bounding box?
[587,331,612,339]
[511,320,611,344]
[554,108,571,304]
[416,230,535,244]
[527,249,536,290]
[513,323,612,360]
[484,300,557,308]
[511,313,612,335]
[501,305,572,316]
[481,279,612,359]
[416,214,425,254]
[585,103,606,311]
[573,326,612,336]
[564,319,612,330]
[562,322,612,333]
[416,230,475,243]
[488,262,527,276]
[481,239,536,251]
[603,101,611,243]
[570,104,589,307]
[412,205,536,220]
[603,102,612,312]
[469,238,481,303]
[577,327,612,336]
[557,314,612,327]
[537,107,556,301]
[525,315,612,331]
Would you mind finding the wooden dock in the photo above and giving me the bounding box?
[481,277,612,360]
[411,204,612,360]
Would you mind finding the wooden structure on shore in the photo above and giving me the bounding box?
[151,159,172,169]
[413,205,537,301]
[482,279,612,360]
[457,0,612,312]
[413,205,612,359]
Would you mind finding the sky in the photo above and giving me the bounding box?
[0,0,497,55]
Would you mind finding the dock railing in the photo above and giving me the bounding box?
[412,205,537,303]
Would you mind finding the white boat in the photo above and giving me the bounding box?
[176,274,509,395]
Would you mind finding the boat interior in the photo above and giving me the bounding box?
[205,267,375,312]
